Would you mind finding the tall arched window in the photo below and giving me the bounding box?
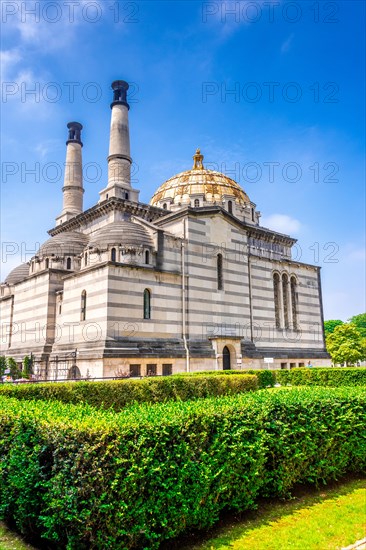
[66,257,71,270]
[273,273,281,329]
[282,274,289,328]
[217,253,223,290]
[111,248,116,262]
[194,199,199,207]
[228,200,233,214]
[145,250,150,264]
[81,290,87,321]
[84,252,88,266]
[163,203,167,210]
[143,289,151,319]
[291,276,298,330]
[45,258,49,269]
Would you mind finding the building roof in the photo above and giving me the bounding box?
[4,263,29,284]
[150,149,250,207]
[88,220,154,250]
[38,231,89,257]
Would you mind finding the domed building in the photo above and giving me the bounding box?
[0,80,329,379]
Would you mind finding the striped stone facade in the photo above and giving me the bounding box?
[0,80,329,379]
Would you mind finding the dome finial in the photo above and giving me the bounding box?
[193,148,204,170]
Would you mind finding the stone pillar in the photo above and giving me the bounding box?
[99,80,139,203]
[56,122,84,225]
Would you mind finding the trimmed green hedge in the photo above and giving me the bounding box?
[177,369,276,388]
[178,367,366,389]
[0,387,365,549]
[0,374,257,410]
[276,367,366,387]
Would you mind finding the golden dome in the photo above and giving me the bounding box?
[150,149,250,208]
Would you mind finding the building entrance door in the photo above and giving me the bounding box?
[223,346,231,370]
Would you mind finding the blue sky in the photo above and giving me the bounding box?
[1,0,365,320]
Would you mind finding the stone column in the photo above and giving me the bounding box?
[56,122,84,225]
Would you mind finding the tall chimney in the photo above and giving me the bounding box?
[99,80,139,203]
[56,122,84,225]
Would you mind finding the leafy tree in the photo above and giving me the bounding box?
[348,313,366,338]
[7,358,22,379]
[0,356,7,377]
[22,355,33,378]
[324,319,344,337]
[326,323,365,366]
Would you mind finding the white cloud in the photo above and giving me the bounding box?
[261,214,301,235]
[0,49,22,80]
[346,247,365,263]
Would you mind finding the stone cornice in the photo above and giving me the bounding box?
[61,260,181,280]
[155,205,297,246]
[48,198,168,236]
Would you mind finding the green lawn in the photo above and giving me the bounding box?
[0,523,37,550]
[1,478,365,550]
[175,477,366,550]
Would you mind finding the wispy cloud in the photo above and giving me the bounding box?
[261,213,302,234]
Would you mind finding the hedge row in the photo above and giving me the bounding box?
[0,374,257,410]
[178,369,276,388]
[179,367,366,388]
[0,387,365,549]
[276,367,366,387]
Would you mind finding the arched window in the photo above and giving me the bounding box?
[31,262,34,272]
[66,257,71,270]
[282,274,289,329]
[194,199,200,207]
[228,200,233,214]
[273,273,281,328]
[145,250,150,264]
[84,252,88,266]
[125,192,129,200]
[217,253,223,290]
[163,203,167,210]
[81,290,87,321]
[251,208,255,222]
[291,276,298,330]
[143,289,151,319]
[111,248,116,262]
[45,258,49,269]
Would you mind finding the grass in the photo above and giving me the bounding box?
[1,478,365,550]
[0,523,37,550]
[173,477,366,550]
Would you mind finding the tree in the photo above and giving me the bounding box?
[0,356,7,377]
[324,319,344,337]
[326,323,365,366]
[22,355,33,378]
[348,313,366,338]
[7,358,21,379]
